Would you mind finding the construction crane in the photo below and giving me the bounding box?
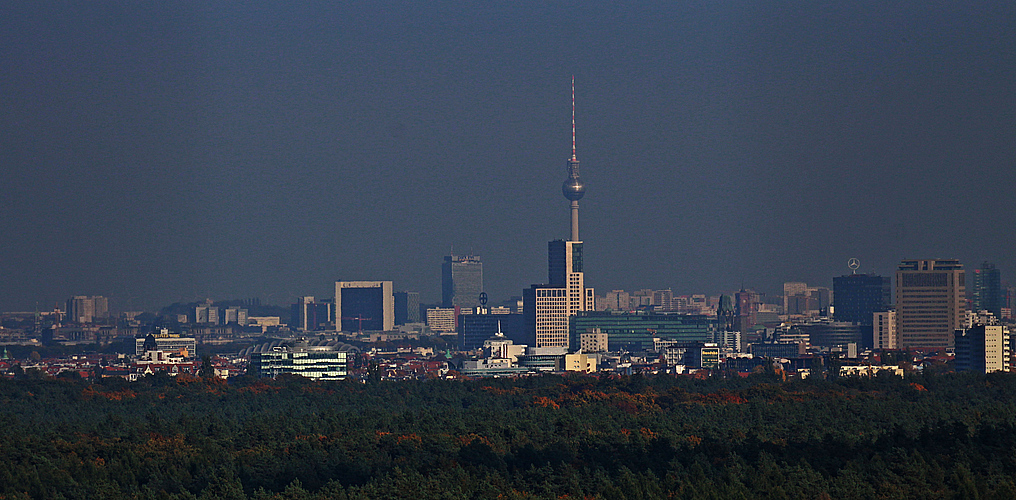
[340,316,373,335]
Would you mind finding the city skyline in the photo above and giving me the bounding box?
[1,2,1013,312]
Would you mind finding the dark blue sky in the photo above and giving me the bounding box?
[1,1,1014,312]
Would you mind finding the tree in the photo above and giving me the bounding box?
[200,355,215,379]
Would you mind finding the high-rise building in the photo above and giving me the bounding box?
[548,240,593,315]
[66,296,108,324]
[291,297,332,331]
[783,282,809,313]
[735,289,760,335]
[442,255,483,308]
[873,310,898,350]
[833,274,891,348]
[955,321,1010,374]
[652,289,675,311]
[896,259,965,350]
[334,281,394,333]
[973,262,1002,318]
[394,291,421,325]
[599,290,630,311]
[223,306,249,325]
[524,284,570,348]
[425,307,457,334]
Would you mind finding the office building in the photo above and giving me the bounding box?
[570,311,713,352]
[973,262,1002,319]
[194,304,220,325]
[222,306,249,325]
[442,255,483,308]
[136,331,197,358]
[783,282,809,313]
[426,308,457,334]
[955,323,1010,374]
[579,329,608,353]
[833,274,891,348]
[394,291,421,325]
[460,310,525,350]
[249,349,349,381]
[291,297,332,331]
[66,296,108,324]
[799,319,862,348]
[873,310,898,350]
[334,281,394,332]
[548,240,594,315]
[896,259,965,350]
[524,285,570,348]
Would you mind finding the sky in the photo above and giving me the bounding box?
[1,1,1014,312]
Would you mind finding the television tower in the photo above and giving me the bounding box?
[562,76,586,242]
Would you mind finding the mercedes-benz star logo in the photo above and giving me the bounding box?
[847,258,861,271]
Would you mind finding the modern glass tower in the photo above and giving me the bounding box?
[442,255,483,308]
[833,274,891,348]
[973,261,1002,319]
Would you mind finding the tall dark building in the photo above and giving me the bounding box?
[734,289,759,334]
[460,312,525,350]
[334,281,394,332]
[442,255,483,308]
[973,262,1002,318]
[393,291,420,325]
[833,274,891,348]
[291,296,333,331]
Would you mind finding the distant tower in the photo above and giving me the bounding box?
[896,259,965,350]
[442,255,483,308]
[973,262,1002,318]
[562,76,586,242]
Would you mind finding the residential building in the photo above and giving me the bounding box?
[873,310,898,350]
[66,296,109,324]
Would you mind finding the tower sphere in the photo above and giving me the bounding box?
[562,177,586,201]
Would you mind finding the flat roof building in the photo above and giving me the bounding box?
[335,281,394,333]
[896,259,965,350]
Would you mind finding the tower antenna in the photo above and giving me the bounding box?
[571,75,576,160]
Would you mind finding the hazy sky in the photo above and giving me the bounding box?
[2,1,1014,312]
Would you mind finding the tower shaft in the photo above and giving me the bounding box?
[570,200,579,242]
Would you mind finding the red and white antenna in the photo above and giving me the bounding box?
[571,75,576,160]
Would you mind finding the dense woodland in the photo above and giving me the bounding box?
[2,370,1016,499]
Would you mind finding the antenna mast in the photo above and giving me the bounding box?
[571,76,576,160]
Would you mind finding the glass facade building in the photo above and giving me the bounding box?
[569,311,714,352]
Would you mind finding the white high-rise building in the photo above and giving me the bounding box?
[873,310,898,350]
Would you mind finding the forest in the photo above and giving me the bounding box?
[1,370,1015,499]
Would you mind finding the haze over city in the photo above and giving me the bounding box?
[2,2,1013,312]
